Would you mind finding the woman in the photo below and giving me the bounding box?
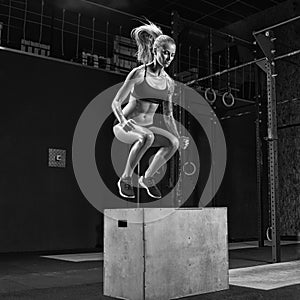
[112,21,189,199]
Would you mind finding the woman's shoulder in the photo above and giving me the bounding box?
[163,70,173,81]
[126,65,145,81]
[163,71,175,93]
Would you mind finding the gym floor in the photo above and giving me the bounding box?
[0,242,299,300]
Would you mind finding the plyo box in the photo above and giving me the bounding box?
[104,208,228,300]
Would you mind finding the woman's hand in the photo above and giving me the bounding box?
[121,119,137,132]
[179,136,189,150]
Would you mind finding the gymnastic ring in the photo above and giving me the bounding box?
[182,161,196,176]
[222,91,235,107]
[266,226,272,242]
[204,87,217,104]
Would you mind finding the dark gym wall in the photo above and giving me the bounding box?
[223,0,300,236]
[215,110,258,241]
[0,47,259,249]
[0,48,124,253]
[277,45,300,236]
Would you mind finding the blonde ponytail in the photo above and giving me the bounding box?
[131,21,163,64]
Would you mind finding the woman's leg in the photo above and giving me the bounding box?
[113,124,155,178]
[144,126,179,178]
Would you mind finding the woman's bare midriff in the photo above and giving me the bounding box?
[122,97,159,126]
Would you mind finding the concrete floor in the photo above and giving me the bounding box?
[0,243,299,299]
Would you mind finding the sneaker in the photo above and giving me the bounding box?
[139,176,162,199]
[117,177,135,198]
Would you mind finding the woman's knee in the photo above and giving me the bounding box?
[139,132,155,147]
[171,137,179,151]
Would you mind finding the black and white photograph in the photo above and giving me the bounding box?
[0,0,299,299]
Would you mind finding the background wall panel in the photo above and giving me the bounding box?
[0,49,124,253]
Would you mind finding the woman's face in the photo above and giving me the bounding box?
[154,42,176,68]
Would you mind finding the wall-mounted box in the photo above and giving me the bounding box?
[48,148,66,168]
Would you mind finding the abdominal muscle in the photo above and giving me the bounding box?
[113,96,159,144]
[122,97,158,126]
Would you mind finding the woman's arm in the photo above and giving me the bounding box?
[111,67,141,124]
[163,77,189,149]
[163,91,180,138]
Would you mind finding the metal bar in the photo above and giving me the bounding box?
[274,49,300,61]
[142,209,146,300]
[220,110,253,120]
[171,11,181,207]
[265,60,281,263]
[171,11,180,77]
[255,113,263,248]
[175,84,184,207]
[225,96,255,104]
[137,162,140,208]
[186,57,265,85]
[105,21,109,58]
[253,15,300,35]
[278,121,300,130]
[255,67,264,247]
[187,47,300,86]
[7,0,12,44]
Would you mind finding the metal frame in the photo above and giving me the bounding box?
[253,28,281,262]
[173,13,300,262]
[264,57,281,262]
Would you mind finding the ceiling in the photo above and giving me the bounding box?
[86,0,287,29]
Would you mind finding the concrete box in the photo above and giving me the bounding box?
[104,208,228,300]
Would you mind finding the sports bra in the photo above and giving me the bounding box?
[131,65,169,104]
